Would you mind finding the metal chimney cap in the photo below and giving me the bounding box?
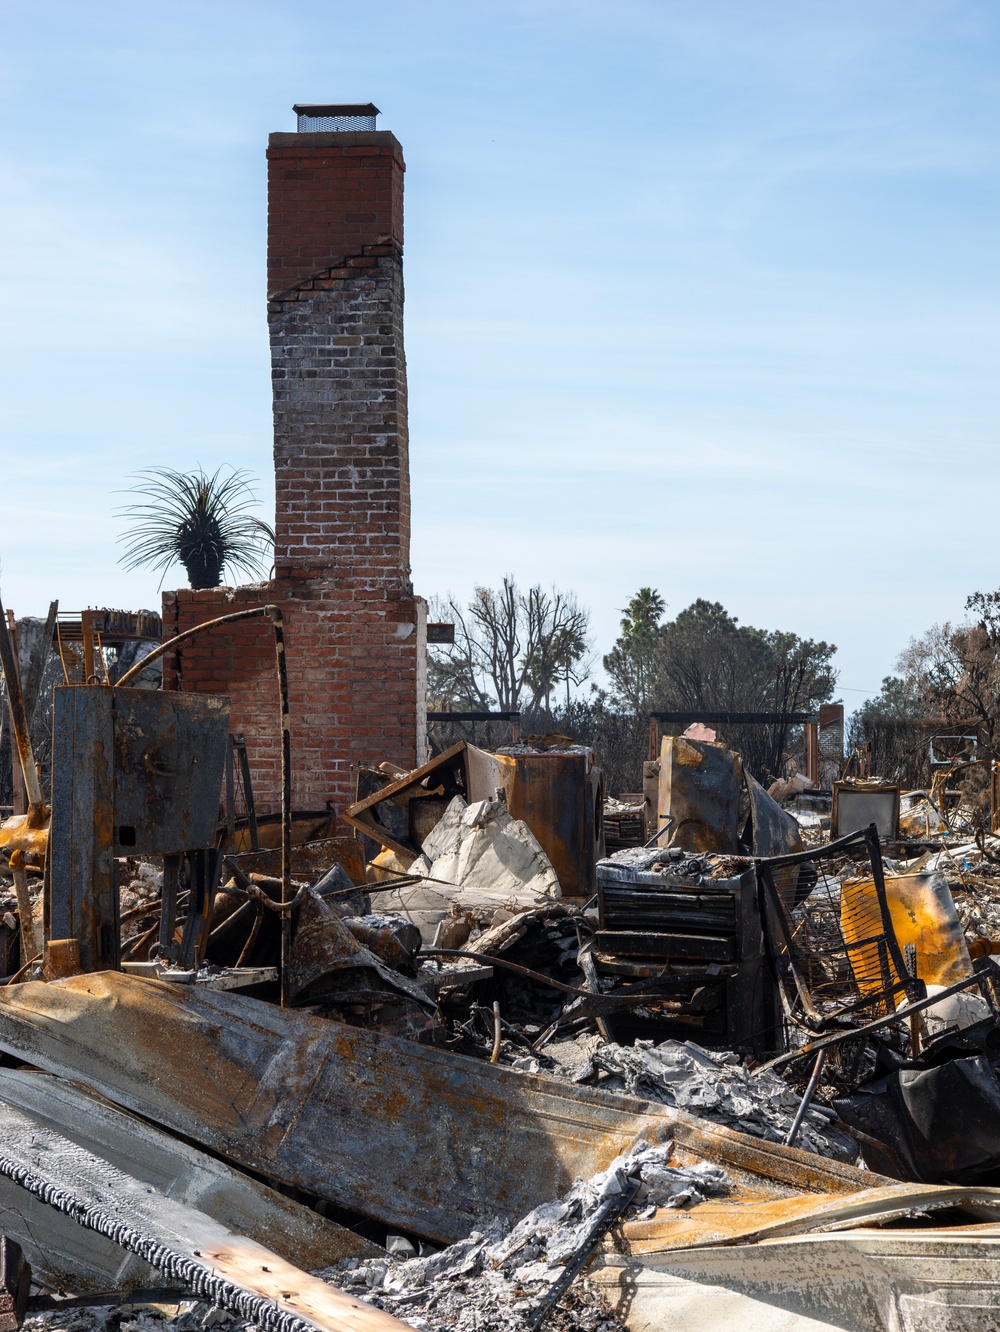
[293,103,380,131]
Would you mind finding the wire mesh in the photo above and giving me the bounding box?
[758,825,915,1033]
[297,113,377,131]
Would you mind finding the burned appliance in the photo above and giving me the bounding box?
[346,739,605,899]
[467,742,604,899]
[593,848,782,1057]
[47,686,230,973]
[832,780,900,841]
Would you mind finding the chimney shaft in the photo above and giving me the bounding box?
[266,129,404,298]
[162,108,424,820]
[266,113,410,586]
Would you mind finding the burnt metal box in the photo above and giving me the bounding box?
[467,744,604,899]
[831,781,900,841]
[48,686,230,971]
[656,737,741,853]
[595,848,781,1056]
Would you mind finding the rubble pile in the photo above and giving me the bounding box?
[6,594,1000,1332]
[542,1036,857,1159]
[324,1140,727,1331]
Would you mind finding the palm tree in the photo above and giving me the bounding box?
[116,467,275,590]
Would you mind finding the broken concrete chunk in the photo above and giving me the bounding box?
[412,796,560,895]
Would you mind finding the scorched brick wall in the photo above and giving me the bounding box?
[162,127,425,819]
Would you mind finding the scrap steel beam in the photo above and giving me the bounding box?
[649,711,814,725]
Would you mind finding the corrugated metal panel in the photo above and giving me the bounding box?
[0,975,874,1245]
[0,1069,375,1290]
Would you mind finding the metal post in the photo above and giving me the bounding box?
[267,609,292,1009]
[224,739,235,841]
[158,855,180,962]
[0,597,45,819]
[235,737,259,851]
[784,1049,826,1148]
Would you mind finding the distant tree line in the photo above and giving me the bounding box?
[848,587,1000,814]
[428,579,838,793]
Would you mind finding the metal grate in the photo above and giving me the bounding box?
[297,112,376,131]
[756,823,920,1033]
[293,103,380,133]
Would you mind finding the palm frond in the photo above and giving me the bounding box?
[116,467,274,589]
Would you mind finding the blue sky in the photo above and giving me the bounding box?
[1,1,998,706]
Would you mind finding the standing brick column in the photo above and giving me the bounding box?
[163,108,426,819]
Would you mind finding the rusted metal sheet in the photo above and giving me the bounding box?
[467,745,604,898]
[111,689,230,854]
[657,737,741,853]
[594,1221,1000,1332]
[286,891,432,1011]
[745,774,803,860]
[746,772,804,916]
[0,1068,375,1291]
[48,687,117,971]
[48,687,230,972]
[618,1180,1000,1255]
[0,975,872,1244]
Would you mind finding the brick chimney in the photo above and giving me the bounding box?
[267,105,410,588]
[162,105,426,816]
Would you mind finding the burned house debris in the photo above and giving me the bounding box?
[4,104,1000,1332]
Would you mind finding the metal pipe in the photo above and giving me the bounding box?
[0,596,45,817]
[267,608,292,1008]
[115,606,279,687]
[11,869,38,965]
[642,816,674,848]
[783,1049,826,1147]
[235,736,259,850]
